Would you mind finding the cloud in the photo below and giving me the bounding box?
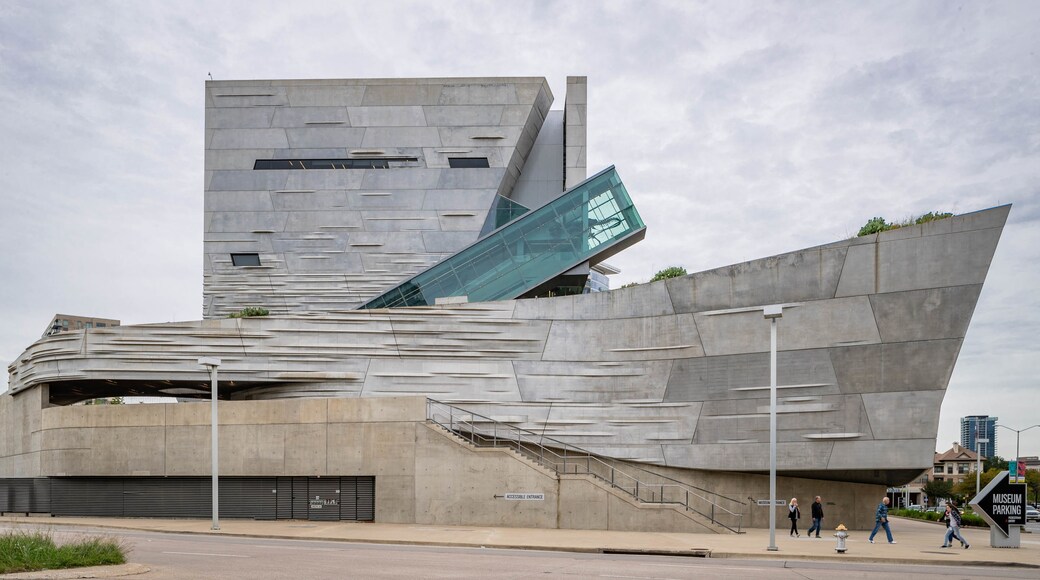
[1,0,1038,455]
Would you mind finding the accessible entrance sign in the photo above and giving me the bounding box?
[970,470,1026,547]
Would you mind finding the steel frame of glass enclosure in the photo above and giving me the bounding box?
[360,166,645,310]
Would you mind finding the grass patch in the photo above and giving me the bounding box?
[0,530,127,574]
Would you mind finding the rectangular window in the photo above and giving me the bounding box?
[947,465,953,474]
[231,253,261,267]
[933,466,942,473]
[253,158,417,170]
[97,323,106,328]
[448,157,490,168]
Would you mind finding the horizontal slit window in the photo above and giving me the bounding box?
[254,158,417,170]
[231,253,261,267]
[448,157,490,168]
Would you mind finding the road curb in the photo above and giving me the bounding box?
[0,563,149,579]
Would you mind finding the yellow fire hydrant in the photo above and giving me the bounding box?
[834,524,849,553]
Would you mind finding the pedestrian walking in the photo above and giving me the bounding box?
[868,497,896,544]
[806,495,824,538]
[941,501,969,549]
[788,497,800,537]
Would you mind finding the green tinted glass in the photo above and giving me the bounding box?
[359,166,644,309]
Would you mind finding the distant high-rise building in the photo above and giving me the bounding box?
[961,415,998,459]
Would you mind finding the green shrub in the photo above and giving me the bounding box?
[228,306,270,319]
[856,211,954,237]
[0,530,127,574]
[649,266,687,282]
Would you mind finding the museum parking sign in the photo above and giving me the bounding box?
[970,470,1027,536]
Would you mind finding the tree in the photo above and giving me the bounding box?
[983,455,1008,472]
[649,266,687,282]
[922,479,953,503]
[1026,470,1040,504]
[857,216,889,236]
[953,468,1002,501]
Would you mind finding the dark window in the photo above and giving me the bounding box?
[231,253,261,267]
[448,157,490,168]
[253,158,416,170]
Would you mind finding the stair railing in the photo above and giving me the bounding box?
[427,398,743,533]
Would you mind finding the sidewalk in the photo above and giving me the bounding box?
[3,515,1037,569]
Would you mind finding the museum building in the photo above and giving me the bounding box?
[1,76,1009,532]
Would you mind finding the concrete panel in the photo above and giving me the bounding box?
[360,84,444,106]
[834,242,877,297]
[373,474,416,523]
[515,360,671,403]
[206,149,278,171]
[694,296,880,356]
[207,170,288,192]
[207,211,288,234]
[360,127,441,148]
[541,313,703,362]
[285,85,365,107]
[830,339,962,394]
[205,191,274,212]
[861,390,945,440]
[869,285,982,342]
[327,422,416,476]
[422,105,505,126]
[283,423,328,475]
[421,189,497,211]
[421,231,480,253]
[271,190,350,211]
[285,127,365,149]
[364,360,520,402]
[328,396,426,423]
[347,106,426,127]
[826,437,937,470]
[345,190,425,211]
[668,247,848,314]
[438,83,518,105]
[436,168,508,190]
[210,128,289,149]
[665,349,839,402]
[271,107,350,127]
[284,170,365,191]
[206,107,276,130]
[663,441,832,472]
[513,282,675,321]
[877,228,1003,292]
[361,168,443,190]
[438,126,523,147]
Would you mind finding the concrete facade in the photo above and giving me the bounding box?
[204,77,586,317]
[2,76,1011,530]
[0,392,885,530]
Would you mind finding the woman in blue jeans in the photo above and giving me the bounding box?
[941,502,970,549]
[868,497,896,543]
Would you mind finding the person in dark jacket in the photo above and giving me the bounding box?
[868,497,896,543]
[806,496,824,538]
[941,501,970,549]
[788,497,801,537]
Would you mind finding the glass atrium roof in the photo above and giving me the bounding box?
[359,166,645,309]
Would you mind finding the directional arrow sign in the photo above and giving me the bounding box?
[970,470,1027,536]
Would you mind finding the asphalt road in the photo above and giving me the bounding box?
[3,523,1038,580]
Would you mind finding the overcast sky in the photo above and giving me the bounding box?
[1,1,1037,457]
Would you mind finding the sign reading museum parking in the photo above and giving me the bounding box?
[970,470,1027,536]
[497,493,545,501]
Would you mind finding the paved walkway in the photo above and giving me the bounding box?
[2,515,1037,572]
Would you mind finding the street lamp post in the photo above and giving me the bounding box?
[763,305,783,552]
[997,423,1040,478]
[976,437,989,497]
[198,357,221,531]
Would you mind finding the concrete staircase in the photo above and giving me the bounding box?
[425,400,744,534]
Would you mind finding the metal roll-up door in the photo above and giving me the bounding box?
[221,478,277,519]
[124,477,210,518]
[306,477,340,521]
[340,477,357,520]
[51,478,124,516]
[292,477,308,518]
[276,477,293,519]
[30,478,51,513]
[356,476,375,521]
[0,479,42,513]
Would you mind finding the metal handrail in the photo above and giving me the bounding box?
[426,398,744,533]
